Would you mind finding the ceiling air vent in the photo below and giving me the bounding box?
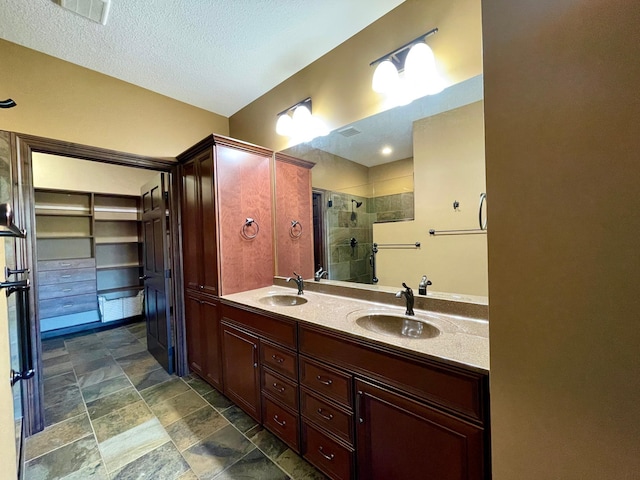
[337,126,361,138]
[52,0,111,25]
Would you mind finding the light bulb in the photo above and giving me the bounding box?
[404,42,444,98]
[276,114,293,136]
[372,60,399,94]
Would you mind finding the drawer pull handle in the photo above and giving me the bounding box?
[273,414,286,427]
[318,446,335,461]
[61,274,72,278]
[317,408,334,421]
[316,375,333,386]
[63,303,74,308]
[62,288,72,292]
[272,382,286,393]
[60,263,71,267]
[271,354,285,364]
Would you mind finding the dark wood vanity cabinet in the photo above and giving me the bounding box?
[184,292,222,390]
[221,321,261,421]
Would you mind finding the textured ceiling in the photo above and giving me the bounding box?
[0,0,405,116]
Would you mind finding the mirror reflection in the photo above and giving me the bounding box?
[279,74,488,298]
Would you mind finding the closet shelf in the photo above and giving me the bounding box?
[35,212,93,217]
[96,264,143,271]
[95,241,142,245]
[37,235,94,240]
[98,285,144,295]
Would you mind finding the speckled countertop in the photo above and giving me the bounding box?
[221,285,489,374]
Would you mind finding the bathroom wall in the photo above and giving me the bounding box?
[0,39,228,157]
[33,153,158,196]
[483,0,640,478]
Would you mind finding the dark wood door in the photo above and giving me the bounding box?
[222,322,261,421]
[356,379,485,480]
[197,149,218,296]
[184,293,205,376]
[181,160,201,292]
[141,174,173,374]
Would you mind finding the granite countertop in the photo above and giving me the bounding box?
[221,285,490,374]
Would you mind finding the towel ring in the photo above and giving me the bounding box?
[241,218,259,240]
[289,220,303,239]
[478,193,487,230]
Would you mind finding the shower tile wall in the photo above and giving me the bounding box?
[326,192,415,284]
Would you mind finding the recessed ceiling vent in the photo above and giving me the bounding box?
[337,126,361,138]
[52,0,111,25]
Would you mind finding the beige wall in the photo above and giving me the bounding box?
[33,153,158,196]
[368,158,413,197]
[0,241,18,478]
[230,0,482,151]
[483,1,640,478]
[0,39,228,157]
[374,101,486,296]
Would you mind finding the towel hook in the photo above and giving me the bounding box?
[241,217,259,240]
[289,220,303,238]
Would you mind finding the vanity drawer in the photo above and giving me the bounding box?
[262,368,298,411]
[300,356,352,408]
[39,294,97,319]
[38,267,97,286]
[38,258,96,271]
[263,396,300,452]
[221,304,296,348]
[261,341,297,380]
[38,280,97,300]
[303,421,354,480]
[301,388,353,445]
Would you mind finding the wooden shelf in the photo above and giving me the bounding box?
[98,285,144,295]
[95,241,142,245]
[35,212,93,217]
[97,264,143,271]
[37,235,94,240]
[95,218,139,222]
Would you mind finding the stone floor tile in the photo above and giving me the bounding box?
[275,449,328,480]
[214,448,290,480]
[72,355,118,376]
[86,386,141,420]
[43,371,76,395]
[128,367,170,391]
[165,406,229,451]
[202,389,233,411]
[80,374,131,403]
[99,418,170,473]
[246,425,289,461]
[25,413,92,461]
[116,350,161,378]
[92,400,154,443]
[139,377,190,407]
[182,425,255,480]
[149,390,207,426]
[109,441,189,480]
[109,341,148,359]
[221,405,258,433]
[23,435,101,480]
[185,375,215,396]
[76,362,125,389]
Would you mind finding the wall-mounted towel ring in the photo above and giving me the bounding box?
[478,193,487,230]
[241,217,259,240]
[289,220,303,238]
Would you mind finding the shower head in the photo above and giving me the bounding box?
[351,199,363,208]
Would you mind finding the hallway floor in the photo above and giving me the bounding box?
[26,322,326,480]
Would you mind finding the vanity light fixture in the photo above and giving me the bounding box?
[275,97,329,143]
[370,27,444,102]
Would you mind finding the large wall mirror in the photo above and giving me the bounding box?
[278,74,488,298]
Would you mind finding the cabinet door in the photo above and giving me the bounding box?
[222,323,261,421]
[201,298,222,390]
[356,379,485,480]
[197,149,218,296]
[181,160,201,292]
[184,294,205,376]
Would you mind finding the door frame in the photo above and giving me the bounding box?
[10,133,188,435]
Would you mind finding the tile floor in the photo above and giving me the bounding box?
[26,322,326,480]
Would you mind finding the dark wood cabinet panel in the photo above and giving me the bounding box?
[263,395,300,452]
[301,388,354,445]
[221,304,296,349]
[356,379,485,480]
[181,149,218,296]
[262,368,298,410]
[184,293,222,389]
[302,421,354,480]
[300,324,487,424]
[184,294,206,376]
[261,340,298,380]
[222,322,261,422]
[299,356,353,409]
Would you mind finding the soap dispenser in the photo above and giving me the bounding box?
[418,275,432,295]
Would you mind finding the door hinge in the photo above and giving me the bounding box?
[165,269,171,278]
[163,191,169,200]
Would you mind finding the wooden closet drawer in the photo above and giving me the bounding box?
[38,258,95,271]
[303,421,354,480]
[39,294,97,319]
[261,341,297,380]
[300,356,352,408]
[38,267,96,285]
[38,280,97,300]
[263,396,300,452]
[301,388,353,445]
[262,368,298,411]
